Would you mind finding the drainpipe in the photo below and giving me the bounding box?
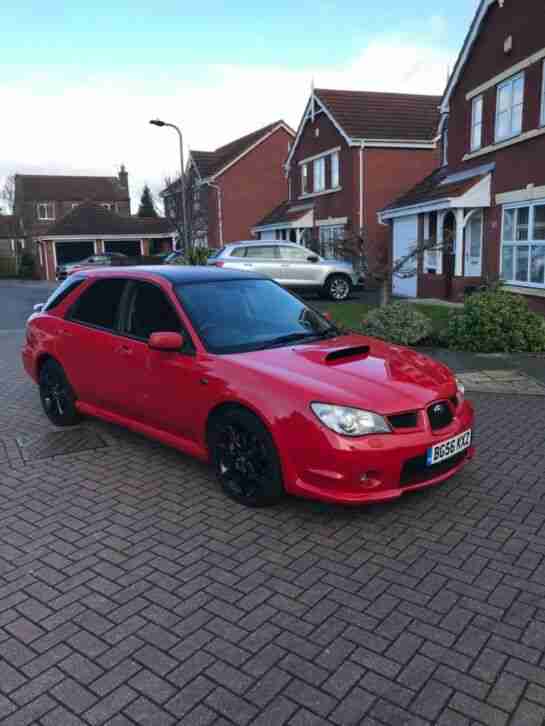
[206,182,223,247]
[359,140,365,233]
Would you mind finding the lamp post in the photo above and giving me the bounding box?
[149,119,188,251]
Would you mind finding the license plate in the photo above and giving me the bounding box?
[427,429,472,466]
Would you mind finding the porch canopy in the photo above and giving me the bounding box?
[252,201,314,243]
[379,163,493,277]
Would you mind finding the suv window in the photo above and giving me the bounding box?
[43,277,86,311]
[244,246,278,259]
[124,281,183,341]
[278,246,311,261]
[68,278,127,330]
[230,247,247,258]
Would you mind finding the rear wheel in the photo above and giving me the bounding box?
[208,408,284,507]
[39,359,81,427]
[325,274,352,301]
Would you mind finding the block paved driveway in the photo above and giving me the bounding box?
[2,318,545,724]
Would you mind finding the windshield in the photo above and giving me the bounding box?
[175,279,338,354]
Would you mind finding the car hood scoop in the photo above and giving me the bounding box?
[324,345,370,364]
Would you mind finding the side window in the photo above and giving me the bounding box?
[68,279,127,330]
[43,277,86,311]
[244,246,278,259]
[125,282,183,341]
[230,247,247,258]
[278,246,309,261]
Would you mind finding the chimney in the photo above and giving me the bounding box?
[118,164,129,191]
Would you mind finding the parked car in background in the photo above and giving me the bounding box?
[56,252,127,281]
[207,241,359,300]
[23,266,474,507]
[163,250,184,264]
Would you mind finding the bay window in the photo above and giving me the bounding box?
[313,157,325,192]
[471,95,483,151]
[495,73,524,142]
[501,202,545,287]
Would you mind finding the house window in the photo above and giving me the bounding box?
[313,157,325,192]
[471,95,483,151]
[301,163,309,195]
[331,151,339,188]
[37,202,55,220]
[318,224,344,257]
[495,73,524,142]
[501,202,545,287]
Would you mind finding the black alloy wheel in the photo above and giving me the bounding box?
[39,359,81,427]
[326,274,352,301]
[209,408,284,507]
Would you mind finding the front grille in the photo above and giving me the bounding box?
[427,401,454,430]
[400,450,468,487]
[388,412,418,429]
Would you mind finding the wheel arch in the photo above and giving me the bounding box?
[205,400,274,447]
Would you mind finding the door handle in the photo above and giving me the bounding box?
[242,263,253,268]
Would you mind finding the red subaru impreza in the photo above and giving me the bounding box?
[22,267,474,506]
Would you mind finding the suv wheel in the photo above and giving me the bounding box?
[325,274,352,301]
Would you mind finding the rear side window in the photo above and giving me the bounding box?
[43,277,85,311]
[230,247,247,258]
[68,278,127,331]
[208,247,225,259]
[244,246,278,259]
[278,246,310,261]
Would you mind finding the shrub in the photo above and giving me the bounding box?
[361,302,432,346]
[18,252,35,279]
[172,247,213,266]
[444,288,545,353]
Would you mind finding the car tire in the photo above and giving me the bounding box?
[325,274,352,301]
[208,407,284,507]
[39,359,81,427]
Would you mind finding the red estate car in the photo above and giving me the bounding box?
[23,267,474,506]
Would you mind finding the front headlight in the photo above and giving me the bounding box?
[456,377,465,400]
[311,403,391,436]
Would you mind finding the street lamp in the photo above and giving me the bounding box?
[149,118,188,251]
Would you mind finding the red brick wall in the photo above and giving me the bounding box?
[210,126,292,247]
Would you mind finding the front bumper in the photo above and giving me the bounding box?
[285,400,475,505]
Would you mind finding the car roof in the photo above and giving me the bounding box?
[80,265,266,284]
[224,241,303,249]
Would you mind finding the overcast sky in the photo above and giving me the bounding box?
[0,0,479,214]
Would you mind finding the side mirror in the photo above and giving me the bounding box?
[148,331,184,351]
[33,303,45,313]
[307,255,319,263]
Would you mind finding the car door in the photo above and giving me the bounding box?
[278,245,322,286]
[59,277,129,410]
[242,245,282,280]
[117,280,206,441]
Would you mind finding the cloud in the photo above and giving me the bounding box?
[0,33,455,214]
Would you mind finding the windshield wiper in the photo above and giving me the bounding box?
[256,332,319,349]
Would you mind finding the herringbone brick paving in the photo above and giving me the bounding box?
[1,331,545,725]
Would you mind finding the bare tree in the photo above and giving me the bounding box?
[335,226,453,307]
[1,175,15,214]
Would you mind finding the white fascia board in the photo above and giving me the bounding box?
[352,139,437,149]
[40,232,174,241]
[298,146,341,165]
[440,0,495,114]
[379,198,455,221]
[253,209,314,232]
[211,122,295,181]
[457,174,492,207]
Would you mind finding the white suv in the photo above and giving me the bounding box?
[207,241,359,301]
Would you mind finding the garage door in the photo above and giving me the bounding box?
[392,216,418,298]
[105,240,141,257]
[55,241,94,265]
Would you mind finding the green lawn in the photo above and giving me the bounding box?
[319,301,452,334]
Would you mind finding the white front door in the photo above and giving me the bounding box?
[392,216,418,297]
[465,211,483,277]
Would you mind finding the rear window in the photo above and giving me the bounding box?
[68,278,127,331]
[208,248,225,259]
[43,277,86,311]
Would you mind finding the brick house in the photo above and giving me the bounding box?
[380,0,545,312]
[0,215,24,257]
[37,203,175,281]
[253,88,441,271]
[161,121,294,248]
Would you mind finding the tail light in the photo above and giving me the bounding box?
[213,261,225,267]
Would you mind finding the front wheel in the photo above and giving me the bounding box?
[208,408,284,507]
[39,359,81,427]
[325,274,352,301]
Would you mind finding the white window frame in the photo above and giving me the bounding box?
[501,199,545,289]
[330,151,340,189]
[495,72,524,143]
[442,129,448,166]
[301,163,309,195]
[470,95,483,151]
[37,202,55,221]
[541,60,545,127]
[313,157,325,193]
